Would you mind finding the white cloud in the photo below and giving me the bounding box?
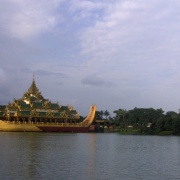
[0,0,64,39]
[79,0,180,59]
[79,1,140,56]
[1,0,180,114]
[69,0,103,12]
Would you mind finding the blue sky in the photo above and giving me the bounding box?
[1,0,180,116]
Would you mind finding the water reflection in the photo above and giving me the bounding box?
[0,133,180,180]
[86,134,96,180]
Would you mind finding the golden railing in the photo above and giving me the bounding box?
[2,121,89,127]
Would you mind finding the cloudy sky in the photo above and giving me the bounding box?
[1,0,180,116]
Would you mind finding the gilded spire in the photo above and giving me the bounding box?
[22,76,47,103]
[28,75,39,94]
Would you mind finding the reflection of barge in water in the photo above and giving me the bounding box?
[0,77,96,132]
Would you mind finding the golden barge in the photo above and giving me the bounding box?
[0,77,96,132]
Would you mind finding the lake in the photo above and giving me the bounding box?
[0,133,180,180]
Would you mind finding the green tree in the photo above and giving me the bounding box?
[100,110,104,119]
[156,117,166,133]
[95,111,102,120]
[172,115,180,135]
[104,110,110,119]
[113,109,127,127]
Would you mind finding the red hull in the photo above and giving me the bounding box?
[37,126,90,132]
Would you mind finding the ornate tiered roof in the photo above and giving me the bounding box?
[22,76,47,103]
[0,76,80,121]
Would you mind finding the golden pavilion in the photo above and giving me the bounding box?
[0,77,80,123]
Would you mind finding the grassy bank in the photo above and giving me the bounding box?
[117,128,175,135]
[118,128,143,135]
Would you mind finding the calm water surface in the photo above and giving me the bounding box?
[0,133,180,180]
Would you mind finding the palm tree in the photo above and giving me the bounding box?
[100,110,104,119]
[104,110,110,119]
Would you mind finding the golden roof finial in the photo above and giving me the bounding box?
[21,75,47,102]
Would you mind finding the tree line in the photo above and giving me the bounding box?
[95,108,180,135]
[113,108,180,135]
[95,110,111,120]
